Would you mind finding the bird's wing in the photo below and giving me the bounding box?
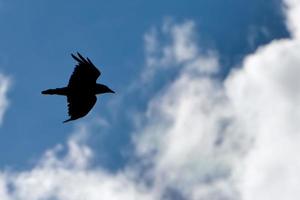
[68,52,101,88]
[64,94,97,122]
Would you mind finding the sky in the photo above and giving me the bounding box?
[0,0,299,199]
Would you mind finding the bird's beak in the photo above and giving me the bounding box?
[109,89,115,93]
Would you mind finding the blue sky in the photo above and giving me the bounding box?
[0,0,287,169]
[0,0,299,199]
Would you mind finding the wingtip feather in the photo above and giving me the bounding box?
[77,52,89,64]
[86,57,94,65]
[71,53,81,63]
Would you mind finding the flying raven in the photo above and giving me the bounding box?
[42,52,115,123]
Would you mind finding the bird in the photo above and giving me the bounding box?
[42,52,115,123]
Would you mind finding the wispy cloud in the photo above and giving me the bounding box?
[135,22,242,199]
[141,19,218,83]
[0,73,10,125]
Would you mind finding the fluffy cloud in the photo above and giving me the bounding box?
[229,0,300,198]
[0,73,10,125]
[135,22,243,199]
[0,128,153,200]
[135,0,300,199]
[0,0,299,199]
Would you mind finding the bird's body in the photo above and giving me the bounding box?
[42,53,114,123]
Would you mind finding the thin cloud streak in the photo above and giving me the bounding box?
[0,73,10,125]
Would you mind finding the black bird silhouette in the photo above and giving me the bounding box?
[42,53,115,123]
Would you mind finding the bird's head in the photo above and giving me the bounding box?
[95,84,115,94]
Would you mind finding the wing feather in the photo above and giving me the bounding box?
[68,53,101,88]
[64,94,97,123]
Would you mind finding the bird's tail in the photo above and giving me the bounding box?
[41,87,68,95]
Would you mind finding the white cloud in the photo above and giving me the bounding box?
[285,0,300,38]
[0,127,154,200]
[142,20,218,83]
[144,20,197,67]
[134,0,300,199]
[135,74,241,199]
[0,73,10,125]
[0,0,299,199]
[135,24,244,198]
[227,0,300,198]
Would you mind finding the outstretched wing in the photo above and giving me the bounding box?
[63,94,97,123]
[68,52,101,88]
